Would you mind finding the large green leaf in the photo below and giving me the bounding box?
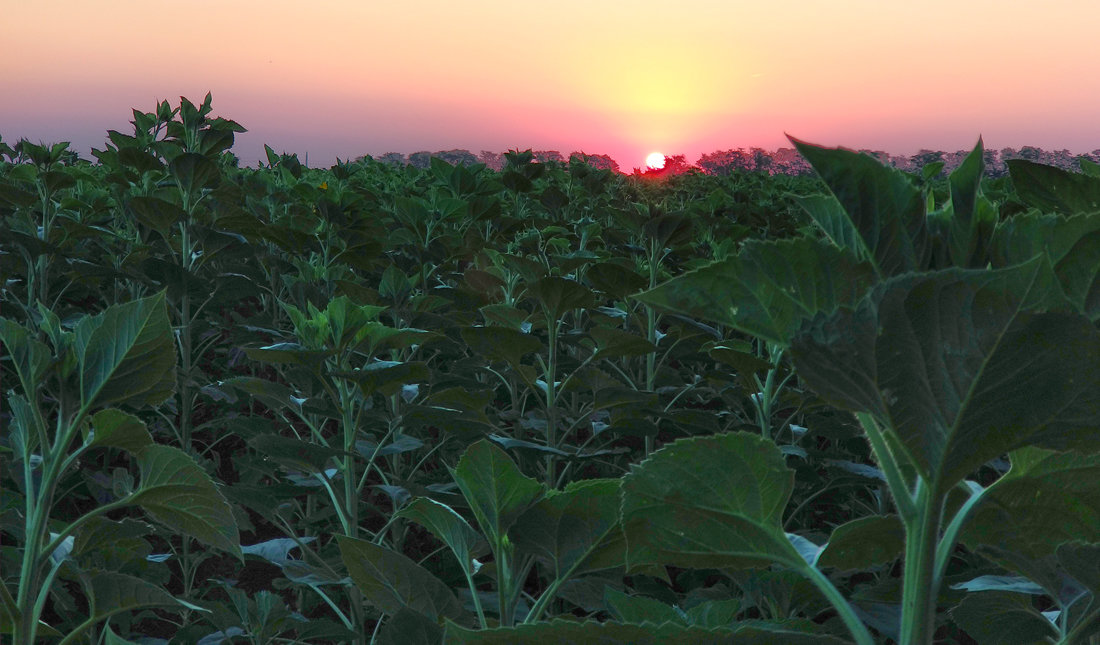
[443,618,849,644]
[76,290,177,410]
[816,515,905,571]
[963,448,1100,560]
[527,276,595,321]
[460,325,544,367]
[633,237,875,346]
[336,535,465,622]
[511,479,622,579]
[449,440,545,549]
[1008,159,1100,215]
[129,444,241,558]
[396,497,489,577]
[790,137,930,277]
[83,408,153,453]
[70,570,206,638]
[377,607,444,645]
[992,212,1100,320]
[949,591,1057,645]
[620,433,801,571]
[790,261,1100,490]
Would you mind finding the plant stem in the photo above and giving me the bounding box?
[899,479,939,645]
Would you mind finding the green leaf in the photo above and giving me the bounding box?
[248,433,347,473]
[77,290,177,410]
[511,479,622,579]
[633,237,876,346]
[443,618,849,644]
[1008,159,1100,215]
[129,444,241,558]
[620,433,801,572]
[377,607,444,645]
[964,448,1100,560]
[396,497,489,576]
[992,212,1100,320]
[791,261,1100,490]
[588,326,658,359]
[604,587,685,625]
[528,276,595,321]
[1057,541,1100,596]
[75,570,207,636]
[335,360,431,397]
[816,515,904,571]
[84,408,153,453]
[793,194,870,263]
[790,136,930,277]
[950,591,1057,645]
[461,325,544,366]
[337,535,465,622]
[587,262,648,298]
[127,196,186,233]
[104,623,141,644]
[169,151,221,196]
[449,440,545,549]
[0,317,52,398]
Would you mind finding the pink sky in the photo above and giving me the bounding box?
[5,1,1100,169]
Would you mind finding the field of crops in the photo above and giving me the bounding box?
[3,97,1100,645]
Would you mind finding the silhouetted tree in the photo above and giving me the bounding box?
[569,151,619,173]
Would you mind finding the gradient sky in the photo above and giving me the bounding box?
[5,0,1100,170]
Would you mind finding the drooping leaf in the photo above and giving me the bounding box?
[449,440,545,549]
[950,591,1057,645]
[241,537,317,564]
[791,260,1100,490]
[511,479,622,580]
[621,433,802,572]
[129,445,241,558]
[816,515,905,571]
[74,570,207,636]
[337,535,464,622]
[588,326,658,359]
[790,136,930,277]
[396,497,489,577]
[964,448,1100,560]
[335,360,431,397]
[633,237,876,346]
[1008,158,1100,215]
[76,290,177,409]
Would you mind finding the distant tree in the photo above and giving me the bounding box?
[533,150,565,164]
[751,147,775,174]
[407,151,432,169]
[479,150,504,170]
[1017,146,1043,162]
[435,149,479,166]
[376,152,407,166]
[569,151,619,173]
[697,148,756,175]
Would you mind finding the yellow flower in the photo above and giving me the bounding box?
[319,181,328,190]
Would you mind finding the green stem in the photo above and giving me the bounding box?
[898,479,940,645]
[798,561,875,645]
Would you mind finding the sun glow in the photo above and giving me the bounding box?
[646,152,665,169]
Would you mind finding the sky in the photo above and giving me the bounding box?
[4,0,1100,170]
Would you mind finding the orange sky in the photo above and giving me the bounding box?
[5,1,1100,170]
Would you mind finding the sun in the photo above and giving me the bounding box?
[645,152,665,170]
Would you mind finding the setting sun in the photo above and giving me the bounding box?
[646,152,665,169]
